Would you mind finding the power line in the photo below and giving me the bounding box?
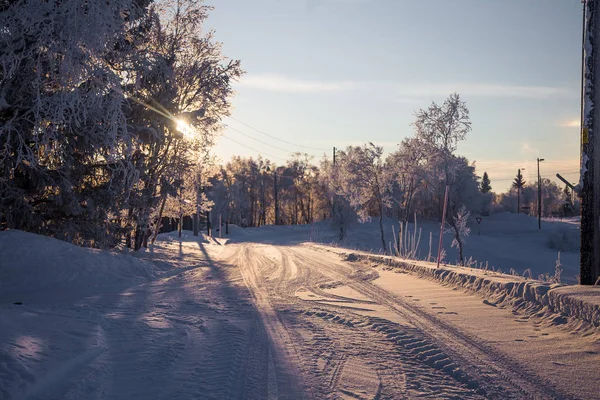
[220,134,289,162]
[224,124,298,154]
[226,116,331,151]
[490,170,580,184]
[224,124,330,158]
[219,136,325,180]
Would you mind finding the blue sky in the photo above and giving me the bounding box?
[206,0,583,192]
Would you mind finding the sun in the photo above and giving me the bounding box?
[175,119,194,138]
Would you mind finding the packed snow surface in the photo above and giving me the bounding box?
[1,223,599,399]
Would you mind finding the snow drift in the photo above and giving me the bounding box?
[312,245,600,329]
[0,230,159,303]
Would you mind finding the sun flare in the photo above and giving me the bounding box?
[175,119,194,138]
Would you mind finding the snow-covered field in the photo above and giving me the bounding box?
[1,223,599,399]
[310,212,582,284]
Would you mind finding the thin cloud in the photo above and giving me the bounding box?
[238,74,572,99]
[521,142,539,156]
[328,0,374,3]
[560,119,580,128]
[392,83,572,100]
[238,74,354,93]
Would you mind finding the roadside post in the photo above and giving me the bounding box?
[436,185,450,268]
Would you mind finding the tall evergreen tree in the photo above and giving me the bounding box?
[480,172,492,193]
[512,169,526,214]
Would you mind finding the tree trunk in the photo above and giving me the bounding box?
[125,208,133,248]
[379,207,386,253]
[206,211,211,236]
[151,195,168,245]
[134,225,143,251]
[451,223,464,264]
[294,187,298,225]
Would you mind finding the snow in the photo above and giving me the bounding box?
[0,230,159,304]
[314,246,600,328]
[311,212,582,284]
[1,223,599,399]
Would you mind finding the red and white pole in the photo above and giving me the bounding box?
[436,185,449,268]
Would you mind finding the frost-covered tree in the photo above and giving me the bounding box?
[446,205,470,264]
[413,93,471,216]
[319,157,356,239]
[443,157,481,263]
[215,153,329,229]
[120,0,242,249]
[0,0,152,246]
[386,137,426,223]
[0,0,242,249]
[336,143,390,251]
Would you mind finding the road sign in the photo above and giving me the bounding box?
[475,217,482,224]
[475,217,482,236]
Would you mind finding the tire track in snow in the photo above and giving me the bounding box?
[291,246,574,400]
[246,245,479,399]
[232,244,310,399]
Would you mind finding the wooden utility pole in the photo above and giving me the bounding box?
[436,185,450,268]
[537,158,544,230]
[332,147,337,218]
[581,0,600,284]
[273,168,279,225]
[516,169,522,214]
[193,178,201,237]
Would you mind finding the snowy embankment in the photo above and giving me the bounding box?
[0,230,160,304]
[311,244,600,329]
[312,213,581,284]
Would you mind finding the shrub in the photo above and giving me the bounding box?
[546,225,580,252]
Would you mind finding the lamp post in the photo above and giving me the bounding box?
[537,158,545,229]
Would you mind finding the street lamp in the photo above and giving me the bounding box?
[537,158,545,230]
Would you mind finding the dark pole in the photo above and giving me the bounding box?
[581,0,600,284]
[517,169,521,214]
[193,177,200,237]
[537,158,544,229]
[332,147,337,219]
[178,184,183,238]
[273,167,279,225]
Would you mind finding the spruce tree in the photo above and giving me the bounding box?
[480,172,492,193]
[512,169,526,214]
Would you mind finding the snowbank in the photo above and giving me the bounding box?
[311,245,600,328]
[0,230,160,303]
[155,229,211,243]
[313,213,581,284]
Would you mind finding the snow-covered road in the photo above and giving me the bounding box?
[2,229,599,399]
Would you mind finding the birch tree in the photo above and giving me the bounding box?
[336,143,390,251]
